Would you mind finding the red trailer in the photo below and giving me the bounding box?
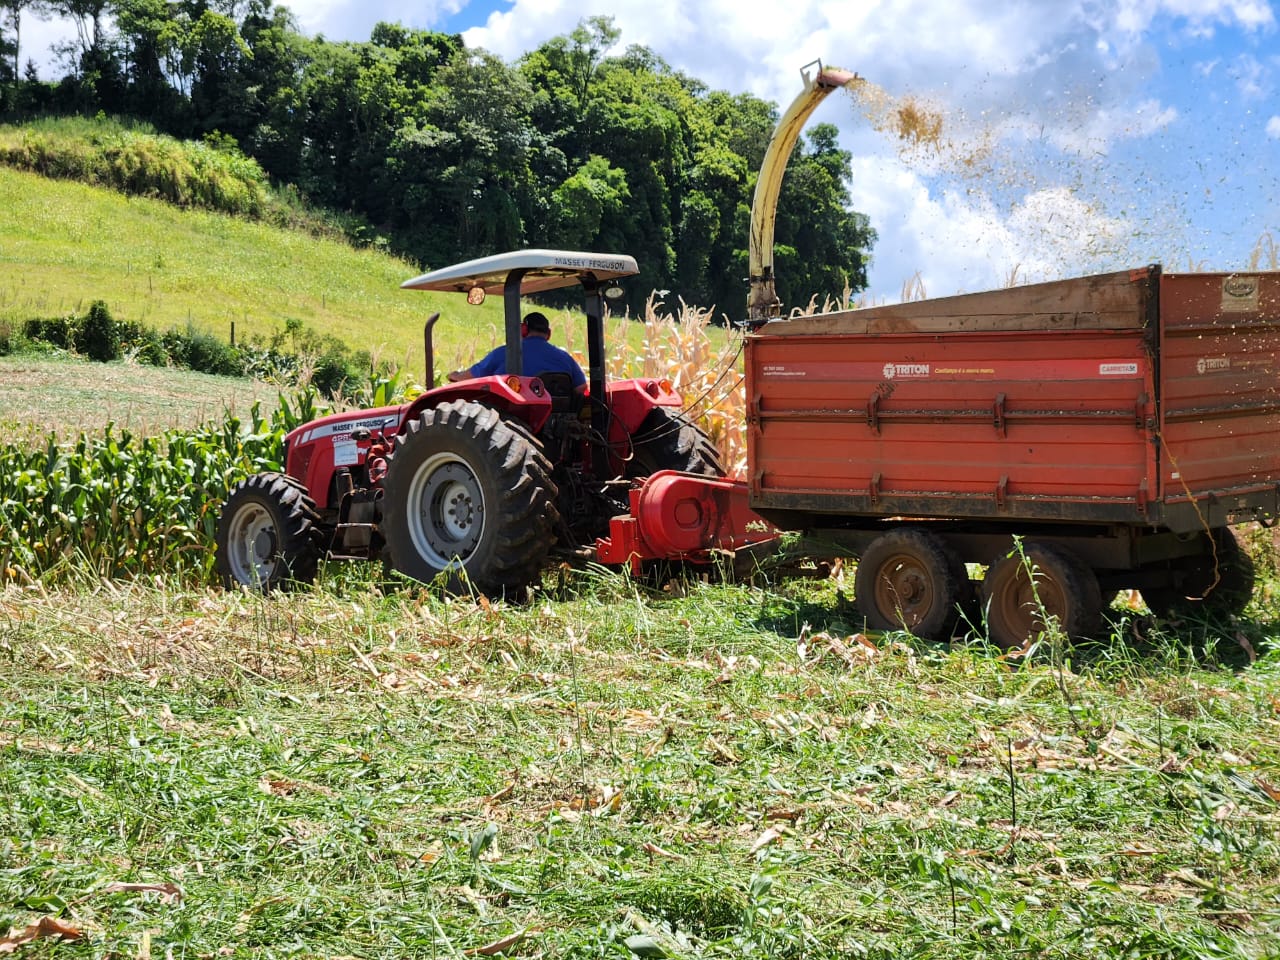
[738,265,1280,645]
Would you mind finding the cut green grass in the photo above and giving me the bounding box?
[1,569,1277,958]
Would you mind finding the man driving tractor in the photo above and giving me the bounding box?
[447,310,586,393]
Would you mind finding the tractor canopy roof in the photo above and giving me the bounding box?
[401,249,640,296]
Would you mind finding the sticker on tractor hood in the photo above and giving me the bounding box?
[298,414,400,445]
[551,254,632,271]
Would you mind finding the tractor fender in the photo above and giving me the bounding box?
[403,378,554,436]
[604,378,685,437]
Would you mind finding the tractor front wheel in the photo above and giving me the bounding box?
[215,472,320,590]
[382,400,559,595]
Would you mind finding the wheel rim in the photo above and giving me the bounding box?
[872,551,938,628]
[992,561,1067,639]
[227,501,279,586]
[406,452,485,568]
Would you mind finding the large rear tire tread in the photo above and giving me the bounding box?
[628,407,724,479]
[854,528,971,641]
[382,400,559,596]
[982,542,1102,650]
[215,471,320,591]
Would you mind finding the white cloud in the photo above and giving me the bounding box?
[1267,115,1280,137]
[1048,98,1179,154]
[294,0,465,42]
[1105,0,1276,35]
[1229,53,1270,98]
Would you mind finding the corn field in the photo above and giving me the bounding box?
[0,393,323,584]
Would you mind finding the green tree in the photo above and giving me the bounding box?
[1,0,41,81]
[184,8,250,134]
[111,0,188,123]
[400,48,534,264]
[549,155,631,249]
[236,0,307,177]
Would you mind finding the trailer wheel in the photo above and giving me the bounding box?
[628,407,724,478]
[981,543,1102,650]
[215,472,320,591]
[382,399,559,596]
[1143,527,1255,620]
[854,529,970,641]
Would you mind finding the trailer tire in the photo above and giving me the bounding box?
[982,542,1102,650]
[854,529,971,641]
[216,472,320,591]
[382,399,559,596]
[1143,527,1255,620]
[628,407,724,478]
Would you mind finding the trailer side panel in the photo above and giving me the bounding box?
[747,325,1156,524]
[1158,273,1280,528]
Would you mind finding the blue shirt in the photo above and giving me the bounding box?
[470,336,586,388]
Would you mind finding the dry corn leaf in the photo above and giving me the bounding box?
[1235,632,1257,664]
[705,736,740,764]
[465,928,530,956]
[1120,842,1158,856]
[0,916,84,953]
[642,841,686,861]
[1257,779,1280,803]
[749,825,787,854]
[100,881,184,904]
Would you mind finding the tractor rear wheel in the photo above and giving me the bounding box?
[215,472,320,590]
[981,543,1102,650]
[854,528,970,641]
[382,399,559,595]
[1143,527,1255,620]
[628,407,723,478]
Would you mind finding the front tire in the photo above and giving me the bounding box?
[215,472,320,590]
[382,400,559,595]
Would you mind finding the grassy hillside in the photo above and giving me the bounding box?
[0,164,564,376]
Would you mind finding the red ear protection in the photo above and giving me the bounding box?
[520,322,528,337]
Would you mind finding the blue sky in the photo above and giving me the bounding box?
[21,0,1280,304]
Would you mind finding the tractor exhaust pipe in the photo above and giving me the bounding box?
[422,311,441,387]
[747,60,859,325]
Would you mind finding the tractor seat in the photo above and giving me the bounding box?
[536,372,582,414]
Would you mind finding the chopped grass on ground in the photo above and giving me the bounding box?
[2,568,1277,958]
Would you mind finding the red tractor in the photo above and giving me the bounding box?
[215,250,722,594]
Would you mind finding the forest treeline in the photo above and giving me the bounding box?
[0,3,875,317]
